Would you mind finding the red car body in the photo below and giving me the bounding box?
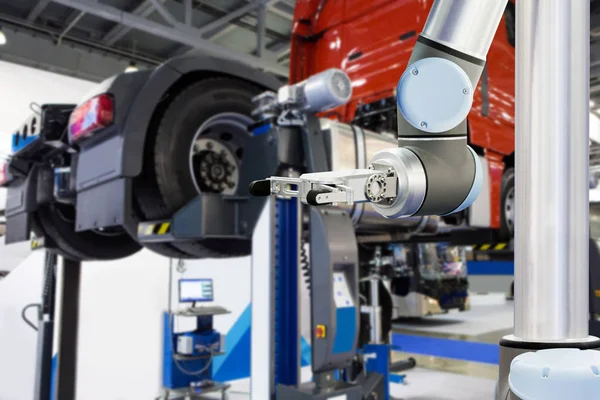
[289,0,516,233]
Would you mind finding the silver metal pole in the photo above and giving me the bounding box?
[514,0,590,341]
[370,247,382,344]
[370,275,380,344]
[421,0,507,59]
[568,0,591,341]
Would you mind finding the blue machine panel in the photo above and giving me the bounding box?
[273,198,300,386]
[332,307,357,354]
[11,132,39,153]
[467,261,514,276]
[252,122,272,136]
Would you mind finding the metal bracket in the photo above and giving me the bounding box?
[252,165,398,207]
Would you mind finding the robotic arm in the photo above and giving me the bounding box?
[251,0,508,219]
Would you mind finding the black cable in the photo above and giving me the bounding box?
[21,303,40,331]
[300,239,311,292]
[42,252,57,317]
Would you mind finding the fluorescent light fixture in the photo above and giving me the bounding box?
[124,61,139,73]
[0,27,6,46]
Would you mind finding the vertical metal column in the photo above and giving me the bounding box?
[54,258,82,400]
[369,247,382,344]
[273,197,301,389]
[33,252,57,400]
[250,196,301,400]
[514,0,590,341]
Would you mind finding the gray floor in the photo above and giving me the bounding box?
[199,367,496,400]
[393,294,513,339]
[391,294,513,381]
[199,294,510,399]
[393,367,495,400]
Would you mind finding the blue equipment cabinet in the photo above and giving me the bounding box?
[161,306,230,399]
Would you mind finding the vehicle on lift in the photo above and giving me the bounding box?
[0,54,282,260]
[289,0,517,242]
[387,243,469,319]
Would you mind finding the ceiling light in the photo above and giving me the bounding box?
[124,61,139,73]
[0,27,6,46]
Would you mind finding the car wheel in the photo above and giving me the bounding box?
[499,167,515,240]
[135,78,261,258]
[34,203,141,261]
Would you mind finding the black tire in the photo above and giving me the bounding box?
[499,167,515,241]
[33,204,141,261]
[144,243,196,259]
[135,78,261,258]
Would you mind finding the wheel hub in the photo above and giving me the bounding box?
[189,112,252,195]
[505,186,515,230]
[194,141,237,192]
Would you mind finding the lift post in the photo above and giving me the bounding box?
[54,258,82,400]
[496,1,600,398]
[32,251,57,400]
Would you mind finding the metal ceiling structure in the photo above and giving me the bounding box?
[0,0,294,82]
[2,1,600,118]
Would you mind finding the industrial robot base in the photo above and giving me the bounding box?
[495,335,600,399]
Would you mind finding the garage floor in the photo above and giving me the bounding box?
[200,366,496,400]
[193,294,512,399]
[390,294,511,384]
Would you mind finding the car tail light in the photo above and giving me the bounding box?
[0,162,10,186]
[69,94,114,143]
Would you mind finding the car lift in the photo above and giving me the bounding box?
[25,68,404,400]
[24,243,82,400]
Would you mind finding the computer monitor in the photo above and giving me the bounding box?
[179,279,214,303]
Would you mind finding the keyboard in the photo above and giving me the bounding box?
[178,305,230,316]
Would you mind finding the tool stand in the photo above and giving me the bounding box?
[160,308,230,400]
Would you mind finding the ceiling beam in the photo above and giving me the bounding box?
[101,0,164,46]
[50,0,288,77]
[195,2,264,36]
[57,11,86,45]
[184,0,192,26]
[256,1,267,57]
[252,0,294,21]
[149,0,179,26]
[27,0,52,22]
[0,27,144,82]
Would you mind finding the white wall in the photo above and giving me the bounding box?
[0,250,46,400]
[0,236,32,272]
[0,60,96,207]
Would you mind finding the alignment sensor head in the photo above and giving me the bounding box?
[303,68,352,113]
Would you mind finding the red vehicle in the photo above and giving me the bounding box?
[289,0,517,241]
[2,1,517,264]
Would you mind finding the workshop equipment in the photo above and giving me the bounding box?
[360,246,416,398]
[250,69,430,399]
[250,0,599,398]
[161,278,230,399]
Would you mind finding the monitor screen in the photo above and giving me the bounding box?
[179,279,214,303]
